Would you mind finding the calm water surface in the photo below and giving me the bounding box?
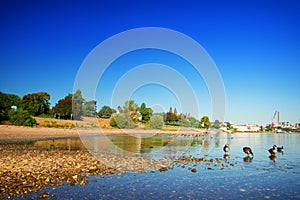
[15,132,300,199]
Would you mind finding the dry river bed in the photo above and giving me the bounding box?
[0,144,236,199]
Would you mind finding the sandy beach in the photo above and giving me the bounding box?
[0,125,207,144]
[0,125,80,144]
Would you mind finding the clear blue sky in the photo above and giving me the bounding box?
[1,0,299,125]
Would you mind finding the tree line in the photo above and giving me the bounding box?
[0,90,214,129]
[0,90,100,126]
[109,100,214,130]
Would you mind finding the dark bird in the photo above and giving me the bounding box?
[223,144,230,153]
[243,147,254,156]
[268,145,277,155]
[277,146,284,153]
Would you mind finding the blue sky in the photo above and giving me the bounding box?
[0,0,299,125]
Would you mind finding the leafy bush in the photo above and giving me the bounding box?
[0,113,8,123]
[98,105,116,118]
[110,113,135,129]
[8,109,37,127]
[109,114,117,127]
[180,119,191,127]
[0,91,20,123]
[165,122,180,126]
[150,115,164,129]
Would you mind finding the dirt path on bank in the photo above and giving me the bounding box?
[0,125,80,144]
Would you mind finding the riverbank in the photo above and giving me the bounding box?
[0,125,79,144]
[0,125,208,144]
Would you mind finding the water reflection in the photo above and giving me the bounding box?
[34,139,86,151]
[33,132,221,158]
[243,156,253,162]
[269,154,277,163]
[223,154,230,162]
[33,132,300,171]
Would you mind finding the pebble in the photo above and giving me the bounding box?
[38,192,49,198]
[0,144,239,198]
[191,168,197,173]
[0,144,169,198]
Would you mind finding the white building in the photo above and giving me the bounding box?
[232,124,260,132]
[280,122,293,129]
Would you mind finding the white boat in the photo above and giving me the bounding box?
[276,129,285,133]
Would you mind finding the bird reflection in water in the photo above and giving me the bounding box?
[269,154,277,163]
[223,154,230,162]
[243,156,253,162]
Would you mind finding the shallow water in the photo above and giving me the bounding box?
[15,132,300,199]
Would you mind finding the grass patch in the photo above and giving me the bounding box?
[34,117,112,129]
[16,141,35,146]
[161,126,179,132]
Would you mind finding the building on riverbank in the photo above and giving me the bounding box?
[232,124,260,132]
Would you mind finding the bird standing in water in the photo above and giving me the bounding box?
[243,147,254,156]
[277,146,284,153]
[268,145,277,155]
[223,144,230,154]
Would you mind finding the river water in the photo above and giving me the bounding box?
[14,132,300,199]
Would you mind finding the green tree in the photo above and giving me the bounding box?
[141,107,153,122]
[150,114,164,129]
[19,92,50,116]
[0,92,20,122]
[82,100,97,117]
[213,119,221,129]
[8,108,36,126]
[226,122,232,130]
[72,90,84,120]
[139,102,146,113]
[52,94,73,119]
[200,116,210,129]
[98,105,116,118]
[139,102,153,122]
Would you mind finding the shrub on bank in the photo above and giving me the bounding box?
[8,109,37,127]
[110,113,135,129]
[150,115,164,129]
